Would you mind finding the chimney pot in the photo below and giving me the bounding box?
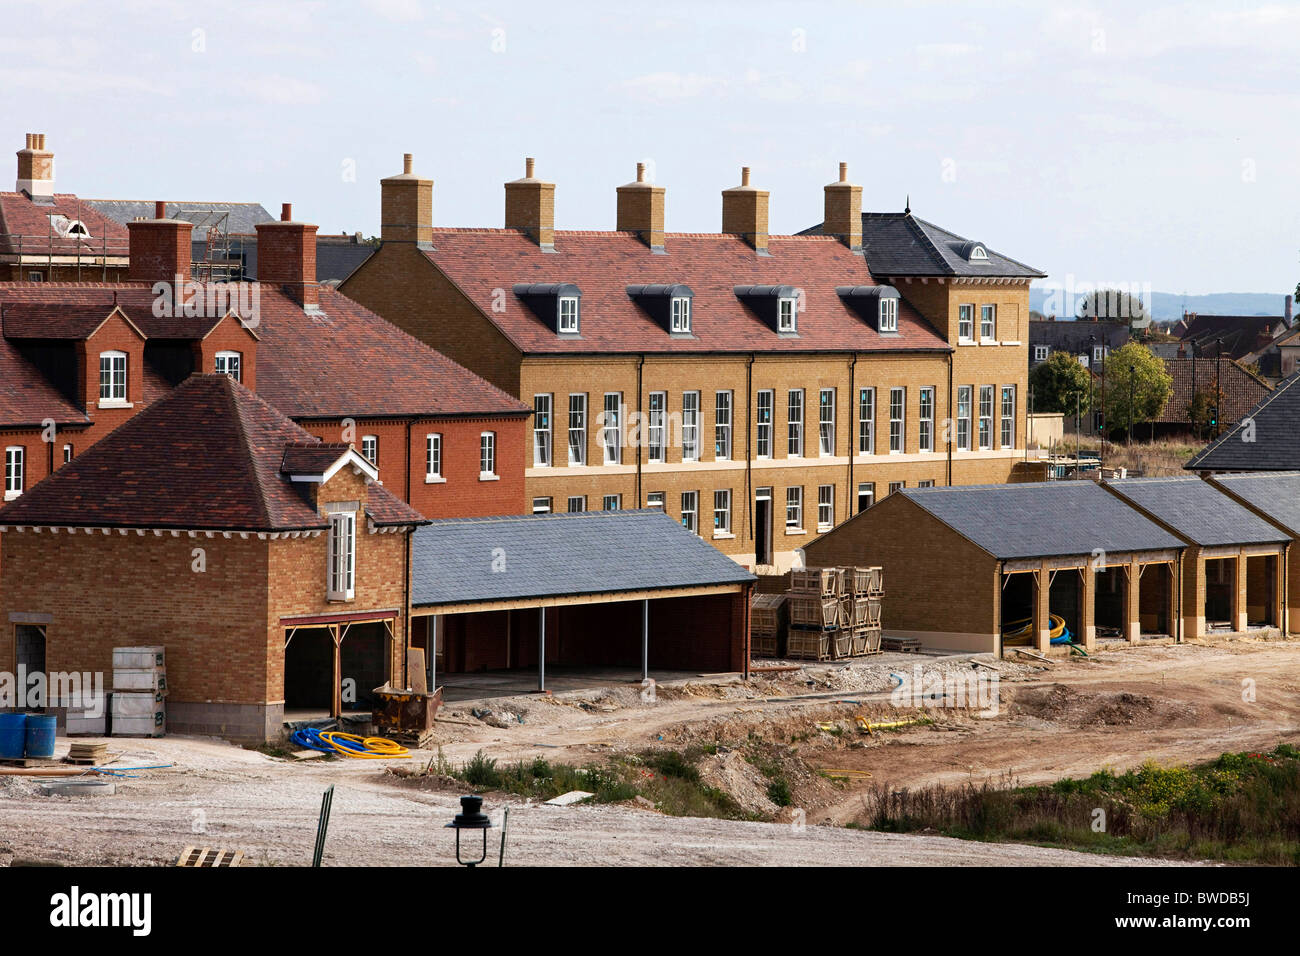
[255,209,319,308]
[525,157,536,179]
[128,207,192,283]
[824,162,863,251]
[403,153,412,174]
[505,158,555,249]
[617,162,666,251]
[154,200,167,219]
[741,166,751,187]
[281,202,292,221]
[381,153,433,244]
[16,132,54,198]
[636,162,646,183]
[722,166,769,254]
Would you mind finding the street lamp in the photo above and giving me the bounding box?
[1088,334,1096,443]
[445,794,494,867]
[1127,364,1136,447]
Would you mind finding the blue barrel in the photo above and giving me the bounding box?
[24,714,56,759]
[0,713,27,759]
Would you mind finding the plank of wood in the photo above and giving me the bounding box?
[407,648,427,694]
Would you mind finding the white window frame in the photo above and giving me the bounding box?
[567,495,586,513]
[958,304,974,342]
[480,431,497,479]
[817,484,834,531]
[858,387,875,455]
[778,297,797,332]
[888,481,904,495]
[714,390,732,460]
[646,491,665,511]
[568,393,587,466]
[214,350,241,382]
[1093,345,1104,363]
[682,391,700,462]
[533,393,552,467]
[670,296,691,334]
[756,389,774,459]
[648,391,666,464]
[532,497,552,514]
[980,304,996,341]
[888,387,905,454]
[558,296,579,334]
[62,443,72,464]
[919,386,935,453]
[680,491,699,535]
[713,489,731,536]
[1034,344,1049,362]
[360,435,379,467]
[99,350,128,405]
[957,386,972,451]
[857,481,875,514]
[327,511,356,601]
[818,388,835,457]
[787,389,804,458]
[978,386,994,451]
[425,433,443,482]
[1000,385,1016,449]
[602,392,622,465]
[879,297,898,333]
[785,486,803,532]
[603,494,622,510]
[4,446,23,500]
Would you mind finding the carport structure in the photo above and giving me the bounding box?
[1103,476,1291,639]
[801,481,1185,655]
[408,509,755,700]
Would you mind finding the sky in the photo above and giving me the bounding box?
[2,0,1297,295]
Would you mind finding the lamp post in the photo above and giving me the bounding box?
[1191,340,1199,438]
[1088,334,1097,447]
[445,794,494,867]
[1127,364,1136,447]
[1215,336,1224,439]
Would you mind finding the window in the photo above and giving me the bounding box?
[756,390,774,458]
[99,351,127,404]
[670,296,691,333]
[214,350,241,382]
[879,297,898,333]
[533,394,552,467]
[817,484,834,531]
[957,386,972,451]
[714,391,732,460]
[568,393,587,465]
[532,497,552,514]
[360,435,378,466]
[480,431,497,478]
[888,481,904,495]
[602,392,622,465]
[1093,345,1104,363]
[713,489,731,535]
[958,304,974,342]
[857,482,875,514]
[1000,386,1016,449]
[818,388,835,456]
[919,387,935,453]
[28,271,44,282]
[425,433,442,479]
[888,387,904,453]
[787,389,804,457]
[62,444,72,464]
[918,479,935,488]
[858,387,875,454]
[567,496,586,513]
[980,304,996,340]
[4,446,23,500]
[327,511,356,601]
[603,494,621,510]
[647,392,666,463]
[646,491,665,511]
[778,296,797,332]
[558,296,579,334]
[680,491,698,534]
[1034,344,1049,362]
[978,386,994,450]
[785,486,803,531]
[682,391,700,462]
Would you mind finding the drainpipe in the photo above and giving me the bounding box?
[404,420,412,503]
[402,528,412,688]
[848,353,857,510]
[636,354,644,506]
[745,353,754,548]
[946,350,954,485]
[1176,550,1184,643]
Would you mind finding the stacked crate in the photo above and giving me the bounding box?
[111,646,167,737]
[750,593,787,658]
[843,566,884,655]
[786,568,843,660]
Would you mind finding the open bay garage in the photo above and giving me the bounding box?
[408,510,756,701]
[802,481,1185,655]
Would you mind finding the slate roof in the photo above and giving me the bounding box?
[417,229,951,355]
[84,200,274,235]
[799,210,1045,278]
[0,374,424,532]
[898,480,1184,560]
[411,509,755,607]
[1154,357,1272,425]
[1210,472,1300,537]
[1028,320,1129,360]
[0,192,130,257]
[1185,372,1300,472]
[1103,476,1290,547]
[1178,314,1289,361]
[192,234,375,284]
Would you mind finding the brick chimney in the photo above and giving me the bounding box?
[127,201,192,283]
[722,166,769,254]
[616,162,665,252]
[1286,294,1294,326]
[380,153,433,245]
[15,133,54,199]
[256,203,318,308]
[823,162,862,251]
[504,157,555,250]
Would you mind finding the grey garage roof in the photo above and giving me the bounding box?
[1185,372,1300,472]
[411,509,755,608]
[1208,471,1300,537]
[900,480,1183,560]
[1103,476,1291,547]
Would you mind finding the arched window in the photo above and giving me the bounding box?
[214,350,242,382]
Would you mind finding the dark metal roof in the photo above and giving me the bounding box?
[1103,476,1290,547]
[1028,320,1130,357]
[900,480,1183,560]
[1208,472,1300,537]
[1186,372,1300,472]
[85,199,274,234]
[411,509,755,608]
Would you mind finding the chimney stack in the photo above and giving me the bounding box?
[16,132,54,198]
[127,201,192,283]
[616,162,666,252]
[823,162,862,251]
[1286,294,1294,326]
[256,203,319,308]
[380,152,433,245]
[504,157,555,250]
[722,166,769,254]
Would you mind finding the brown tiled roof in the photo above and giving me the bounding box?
[0,192,130,258]
[1178,314,1287,360]
[0,337,87,426]
[1156,356,1273,424]
[421,229,951,354]
[281,441,352,475]
[1,302,143,339]
[0,374,424,531]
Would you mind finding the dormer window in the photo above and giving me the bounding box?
[558,296,579,334]
[969,245,988,260]
[879,297,898,333]
[957,240,990,262]
[836,285,901,334]
[513,283,582,336]
[778,297,797,333]
[671,296,691,333]
[733,285,799,335]
[99,350,128,405]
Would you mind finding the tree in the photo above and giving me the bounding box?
[1100,342,1173,437]
[1076,288,1151,329]
[1186,385,1223,440]
[1029,350,1093,415]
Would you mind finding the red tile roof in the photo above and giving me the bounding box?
[0,374,424,531]
[281,441,353,475]
[0,337,87,426]
[1156,356,1273,425]
[422,230,951,354]
[0,192,130,258]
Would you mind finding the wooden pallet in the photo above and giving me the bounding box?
[881,635,921,654]
[66,742,108,766]
[0,756,61,768]
[751,632,780,658]
[786,629,831,661]
[176,846,244,868]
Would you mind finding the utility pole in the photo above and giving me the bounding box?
[1128,364,1136,447]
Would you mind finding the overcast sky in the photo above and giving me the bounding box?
[2,0,1297,295]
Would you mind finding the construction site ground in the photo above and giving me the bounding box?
[2,638,1295,867]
